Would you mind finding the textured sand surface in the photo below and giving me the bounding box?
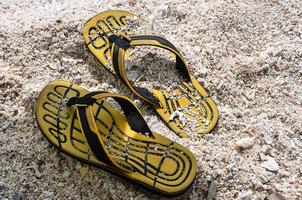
[1,0,302,199]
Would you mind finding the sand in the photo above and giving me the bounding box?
[0,0,302,199]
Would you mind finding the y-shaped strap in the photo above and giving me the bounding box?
[67,91,154,171]
[110,35,192,108]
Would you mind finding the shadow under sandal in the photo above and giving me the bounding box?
[35,80,197,196]
[83,10,219,137]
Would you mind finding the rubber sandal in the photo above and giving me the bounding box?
[35,80,197,196]
[83,10,219,137]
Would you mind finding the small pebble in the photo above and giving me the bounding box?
[235,137,255,150]
[125,60,133,71]
[264,135,273,145]
[237,190,253,200]
[207,181,218,200]
[265,192,286,200]
[80,166,89,177]
[43,191,54,197]
[261,156,279,172]
[34,166,42,179]
[1,122,11,131]
[62,171,71,178]
[272,48,283,57]
[127,71,139,81]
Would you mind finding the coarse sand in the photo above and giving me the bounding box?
[0,0,302,199]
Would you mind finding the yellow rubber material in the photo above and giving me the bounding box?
[83,10,219,137]
[153,78,218,137]
[35,80,197,195]
[83,10,135,73]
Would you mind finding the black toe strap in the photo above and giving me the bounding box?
[67,97,96,107]
[67,91,155,139]
[68,92,155,170]
[84,92,154,138]
[76,105,114,165]
[110,35,192,108]
[108,35,131,50]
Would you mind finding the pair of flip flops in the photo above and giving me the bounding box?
[35,10,218,196]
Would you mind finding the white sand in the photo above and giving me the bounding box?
[1,0,302,199]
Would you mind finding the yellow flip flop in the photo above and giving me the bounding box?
[35,80,197,196]
[83,10,219,137]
